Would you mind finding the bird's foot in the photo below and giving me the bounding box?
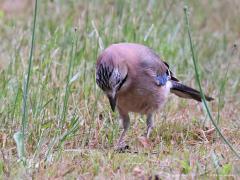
[115,142,130,153]
[138,136,151,148]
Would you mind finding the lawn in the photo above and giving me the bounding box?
[0,0,240,179]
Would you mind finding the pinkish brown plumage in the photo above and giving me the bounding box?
[96,43,213,151]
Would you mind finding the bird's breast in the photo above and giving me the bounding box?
[116,82,171,114]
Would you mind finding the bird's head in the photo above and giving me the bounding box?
[96,61,128,112]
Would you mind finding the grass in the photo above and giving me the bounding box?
[184,5,240,159]
[0,0,240,179]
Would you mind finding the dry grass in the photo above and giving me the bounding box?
[0,0,240,179]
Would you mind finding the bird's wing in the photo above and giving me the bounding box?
[162,61,179,82]
[139,47,179,86]
[154,60,179,86]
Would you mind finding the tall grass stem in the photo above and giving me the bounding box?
[184,6,240,159]
[20,0,38,159]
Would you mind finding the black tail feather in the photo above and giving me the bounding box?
[170,81,214,102]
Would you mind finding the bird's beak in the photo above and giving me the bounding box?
[108,96,116,112]
[107,92,116,112]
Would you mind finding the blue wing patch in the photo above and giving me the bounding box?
[155,73,168,86]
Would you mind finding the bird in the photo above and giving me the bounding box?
[95,43,213,151]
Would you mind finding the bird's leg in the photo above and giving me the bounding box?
[145,114,153,139]
[138,114,153,148]
[116,112,130,152]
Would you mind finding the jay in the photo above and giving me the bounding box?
[96,43,213,151]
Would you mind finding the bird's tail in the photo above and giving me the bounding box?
[170,81,214,102]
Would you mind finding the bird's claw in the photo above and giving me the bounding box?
[115,142,130,153]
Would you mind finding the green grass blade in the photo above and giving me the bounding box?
[13,132,25,161]
[60,33,76,130]
[184,5,240,159]
[20,0,38,160]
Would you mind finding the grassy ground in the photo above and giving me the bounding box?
[0,0,240,179]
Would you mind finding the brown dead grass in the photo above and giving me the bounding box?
[0,0,240,179]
